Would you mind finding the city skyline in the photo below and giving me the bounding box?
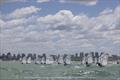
[0,0,120,55]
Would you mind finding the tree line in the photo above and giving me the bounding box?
[0,52,120,66]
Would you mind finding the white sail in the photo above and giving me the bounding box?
[35,57,41,64]
[59,57,63,64]
[22,57,26,64]
[26,57,32,64]
[88,54,93,64]
[66,58,71,64]
[99,53,109,66]
[46,57,54,64]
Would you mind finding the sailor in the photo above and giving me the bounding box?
[117,61,119,64]
[96,62,104,67]
[85,62,90,67]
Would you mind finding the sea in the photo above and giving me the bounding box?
[0,61,120,80]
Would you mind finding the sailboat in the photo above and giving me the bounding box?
[21,57,27,64]
[35,57,41,64]
[66,56,71,64]
[46,57,54,64]
[99,53,109,66]
[26,57,32,64]
[87,54,93,64]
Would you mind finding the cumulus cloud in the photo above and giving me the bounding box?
[0,5,120,54]
[9,6,41,19]
[59,0,98,6]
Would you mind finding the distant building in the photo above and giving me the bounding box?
[108,55,120,64]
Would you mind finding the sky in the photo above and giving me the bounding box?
[0,0,120,55]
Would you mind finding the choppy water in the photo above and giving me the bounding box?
[0,61,120,80]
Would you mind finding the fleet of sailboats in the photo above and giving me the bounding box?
[0,52,119,67]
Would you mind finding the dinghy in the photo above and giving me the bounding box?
[99,53,109,66]
[66,56,71,64]
[84,53,92,67]
[87,54,93,64]
[35,56,41,64]
[46,57,54,64]
[26,57,32,64]
[21,57,27,64]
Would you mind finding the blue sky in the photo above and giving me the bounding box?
[0,0,120,55]
[0,0,120,16]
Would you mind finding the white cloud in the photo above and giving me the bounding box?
[10,0,26,2]
[0,5,120,54]
[0,0,50,4]
[59,0,98,6]
[0,0,26,4]
[100,8,113,15]
[9,6,41,19]
[0,19,5,28]
[37,0,50,3]
[0,0,97,6]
